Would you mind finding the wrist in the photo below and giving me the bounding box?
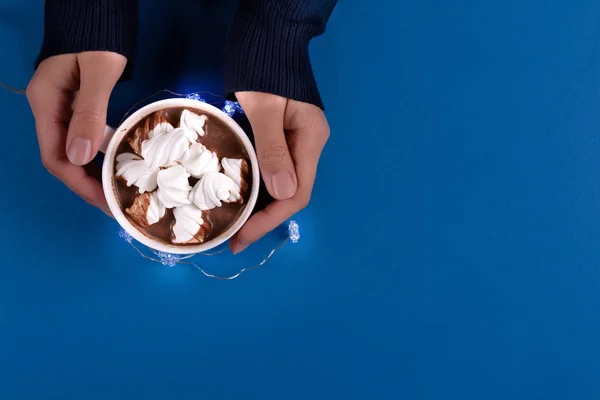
[224,2,324,109]
[36,0,138,80]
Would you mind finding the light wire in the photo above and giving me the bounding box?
[0,81,26,95]
[127,236,291,280]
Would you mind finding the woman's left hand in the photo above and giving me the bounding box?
[230,92,330,253]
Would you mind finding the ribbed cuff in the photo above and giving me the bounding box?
[35,0,138,80]
[224,2,325,109]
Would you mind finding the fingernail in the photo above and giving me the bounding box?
[271,170,296,199]
[67,137,92,165]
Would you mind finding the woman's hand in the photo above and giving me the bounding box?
[27,51,127,215]
[230,92,330,253]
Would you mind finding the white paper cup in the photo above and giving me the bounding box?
[101,98,259,255]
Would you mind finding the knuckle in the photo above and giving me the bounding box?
[82,196,96,207]
[71,107,104,126]
[45,167,56,178]
[295,192,311,210]
[320,123,331,141]
[25,80,40,102]
[236,230,254,246]
[258,144,289,167]
[262,206,277,221]
[40,156,56,175]
[313,118,331,143]
[40,154,52,169]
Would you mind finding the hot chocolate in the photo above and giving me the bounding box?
[113,107,252,246]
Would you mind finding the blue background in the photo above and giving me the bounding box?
[2,0,600,398]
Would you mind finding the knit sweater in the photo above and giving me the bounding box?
[35,0,338,109]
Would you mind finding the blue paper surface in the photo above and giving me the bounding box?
[2,1,600,398]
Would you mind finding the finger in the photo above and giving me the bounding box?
[230,199,302,254]
[229,146,316,254]
[31,98,110,214]
[66,52,126,166]
[50,158,111,215]
[236,92,298,200]
[230,110,329,254]
[83,160,113,217]
[285,106,330,193]
[27,63,111,215]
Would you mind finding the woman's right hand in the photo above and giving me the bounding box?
[26,51,127,215]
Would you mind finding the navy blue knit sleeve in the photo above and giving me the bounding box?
[36,0,138,79]
[224,0,338,109]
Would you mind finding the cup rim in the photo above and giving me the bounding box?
[102,98,260,255]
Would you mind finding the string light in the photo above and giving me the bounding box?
[167,91,245,117]
[120,220,300,278]
[157,252,181,267]
[118,229,133,244]
[289,220,300,243]
[222,100,244,117]
[185,93,206,103]
[0,81,25,95]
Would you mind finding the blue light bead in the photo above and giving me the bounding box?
[222,100,244,117]
[186,93,206,103]
[119,229,133,244]
[288,220,300,243]
[157,252,181,267]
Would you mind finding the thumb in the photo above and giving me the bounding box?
[238,93,298,200]
[66,52,126,166]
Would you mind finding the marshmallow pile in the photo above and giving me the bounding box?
[115,110,248,244]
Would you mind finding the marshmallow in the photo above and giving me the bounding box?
[181,143,221,178]
[180,109,208,142]
[156,164,192,208]
[172,204,210,244]
[128,111,173,156]
[189,171,243,211]
[141,127,191,170]
[221,157,248,194]
[125,191,166,227]
[115,152,158,194]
